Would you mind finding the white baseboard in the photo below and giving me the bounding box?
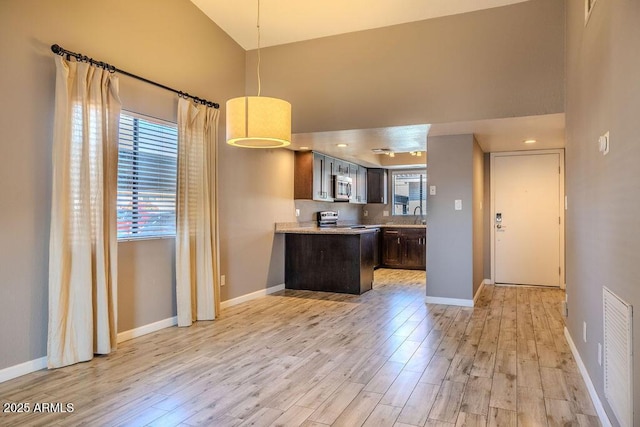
[473,281,486,306]
[564,327,612,427]
[483,278,493,285]
[425,296,474,307]
[0,356,48,384]
[221,284,285,309]
[117,316,178,344]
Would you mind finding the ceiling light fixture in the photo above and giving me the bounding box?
[337,143,348,148]
[524,139,537,144]
[226,0,291,148]
[389,152,395,158]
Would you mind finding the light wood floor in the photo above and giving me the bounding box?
[0,269,599,427]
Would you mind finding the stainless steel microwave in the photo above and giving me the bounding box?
[334,175,352,201]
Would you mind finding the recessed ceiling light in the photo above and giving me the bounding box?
[524,139,537,144]
[337,143,348,148]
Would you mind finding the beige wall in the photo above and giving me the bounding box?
[218,147,294,301]
[425,135,484,302]
[246,0,565,133]
[472,138,485,297]
[425,135,475,301]
[565,0,640,423]
[483,154,492,280]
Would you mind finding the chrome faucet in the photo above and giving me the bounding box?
[413,205,424,224]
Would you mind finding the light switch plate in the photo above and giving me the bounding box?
[455,200,462,211]
[429,185,436,195]
[295,209,300,217]
[383,210,389,217]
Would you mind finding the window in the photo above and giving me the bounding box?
[117,112,178,240]
[392,170,426,216]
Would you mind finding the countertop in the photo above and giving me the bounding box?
[275,223,426,235]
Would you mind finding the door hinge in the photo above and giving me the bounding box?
[559,266,561,275]
[559,216,561,225]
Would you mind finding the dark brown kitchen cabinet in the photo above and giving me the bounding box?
[382,229,402,267]
[285,231,376,295]
[402,229,426,269]
[367,168,388,204]
[373,228,381,268]
[382,227,426,270]
[295,151,334,201]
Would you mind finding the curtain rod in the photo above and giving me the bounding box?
[51,44,220,109]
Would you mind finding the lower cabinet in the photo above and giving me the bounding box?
[382,228,426,270]
[285,231,376,295]
[382,229,403,267]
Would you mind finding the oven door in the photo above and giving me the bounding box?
[334,176,352,201]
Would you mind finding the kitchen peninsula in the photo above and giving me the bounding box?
[276,224,379,295]
[276,210,426,295]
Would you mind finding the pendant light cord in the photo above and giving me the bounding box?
[256,0,262,97]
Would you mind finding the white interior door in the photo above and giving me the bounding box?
[492,152,563,287]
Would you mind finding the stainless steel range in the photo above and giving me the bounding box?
[317,210,339,227]
[317,211,367,229]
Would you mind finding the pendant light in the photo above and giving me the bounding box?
[226,0,291,148]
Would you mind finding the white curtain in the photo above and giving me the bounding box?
[176,98,220,327]
[48,56,121,368]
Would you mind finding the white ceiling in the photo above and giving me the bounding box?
[192,0,565,164]
[291,114,565,167]
[190,0,531,50]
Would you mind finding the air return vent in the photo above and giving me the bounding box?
[603,287,633,427]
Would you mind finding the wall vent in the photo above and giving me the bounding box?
[603,287,633,427]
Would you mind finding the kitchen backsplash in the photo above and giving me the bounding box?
[294,200,361,223]
[363,203,426,225]
[294,200,426,225]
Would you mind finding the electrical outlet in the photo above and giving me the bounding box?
[363,210,368,217]
[295,209,300,217]
[583,321,587,342]
[455,200,462,211]
[598,131,610,155]
[383,210,389,217]
[220,275,226,286]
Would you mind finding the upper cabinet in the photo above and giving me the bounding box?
[332,159,350,176]
[367,168,388,204]
[294,151,367,204]
[354,165,367,204]
[295,151,334,202]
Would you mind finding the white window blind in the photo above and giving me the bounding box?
[117,112,178,240]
